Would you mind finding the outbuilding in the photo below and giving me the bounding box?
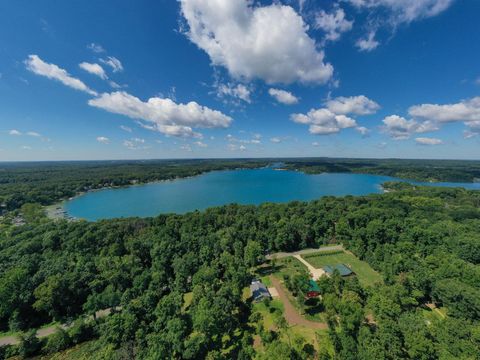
[323,264,353,277]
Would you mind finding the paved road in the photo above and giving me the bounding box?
[266,245,343,259]
[0,308,117,347]
[270,276,327,330]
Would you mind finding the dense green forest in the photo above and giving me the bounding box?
[1,158,480,213]
[1,182,479,359]
[284,158,480,183]
[0,159,268,212]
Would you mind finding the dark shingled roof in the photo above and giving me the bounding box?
[250,281,271,301]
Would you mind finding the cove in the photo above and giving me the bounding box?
[63,168,480,221]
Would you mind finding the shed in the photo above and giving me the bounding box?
[323,264,353,277]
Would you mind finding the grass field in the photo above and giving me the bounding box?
[303,251,382,287]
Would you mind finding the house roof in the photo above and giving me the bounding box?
[250,281,271,301]
[308,279,320,292]
[323,264,353,276]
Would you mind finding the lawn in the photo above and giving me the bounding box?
[251,299,333,355]
[253,260,326,323]
[303,251,382,287]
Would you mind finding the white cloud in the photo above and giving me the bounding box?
[217,83,251,103]
[325,95,380,115]
[194,141,208,147]
[314,7,353,42]
[291,108,357,135]
[96,136,110,144]
[356,126,370,136]
[21,145,32,150]
[415,137,443,145]
[292,95,378,136]
[228,143,247,151]
[100,56,123,73]
[88,91,232,138]
[9,129,22,136]
[381,115,437,140]
[312,141,320,146]
[348,0,454,24]
[120,125,132,133]
[226,133,262,144]
[87,43,105,53]
[408,97,480,123]
[381,115,418,140]
[356,31,380,52]
[123,137,147,150]
[268,88,299,105]
[26,131,41,137]
[25,55,97,96]
[270,137,282,143]
[79,62,107,80]
[180,0,333,84]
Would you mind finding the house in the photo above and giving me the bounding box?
[250,279,272,302]
[306,279,321,298]
[323,264,353,277]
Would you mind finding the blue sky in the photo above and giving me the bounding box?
[0,0,479,161]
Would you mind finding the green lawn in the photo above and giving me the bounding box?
[303,251,382,287]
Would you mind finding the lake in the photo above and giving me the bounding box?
[63,168,480,221]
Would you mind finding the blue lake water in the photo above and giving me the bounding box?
[64,168,480,221]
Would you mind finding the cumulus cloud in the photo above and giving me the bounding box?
[381,115,437,140]
[408,97,480,123]
[314,7,353,42]
[180,0,333,84]
[347,0,454,24]
[270,137,282,143]
[88,91,232,138]
[415,137,443,145]
[96,136,110,144]
[325,95,380,115]
[216,83,251,103]
[25,55,97,96]
[100,56,123,73]
[79,62,107,80]
[9,129,22,136]
[292,95,378,135]
[356,31,380,52]
[291,109,358,135]
[268,88,299,105]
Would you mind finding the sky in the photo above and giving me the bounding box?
[0,0,479,161]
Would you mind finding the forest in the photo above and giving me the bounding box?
[0,181,479,359]
[284,158,480,183]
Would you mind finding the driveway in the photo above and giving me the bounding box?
[270,276,327,330]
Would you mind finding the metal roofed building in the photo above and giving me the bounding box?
[323,264,353,277]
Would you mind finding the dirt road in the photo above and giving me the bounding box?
[0,307,118,346]
[270,276,327,330]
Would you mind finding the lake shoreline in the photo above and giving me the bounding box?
[54,168,480,222]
